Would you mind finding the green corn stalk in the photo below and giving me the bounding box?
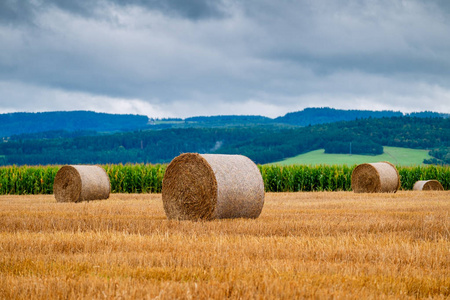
[0,164,448,195]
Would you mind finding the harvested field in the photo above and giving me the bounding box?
[0,192,449,299]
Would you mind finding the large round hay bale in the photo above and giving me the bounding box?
[54,165,110,202]
[413,180,444,191]
[351,162,400,193]
[162,153,265,220]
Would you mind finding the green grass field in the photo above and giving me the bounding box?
[272,146,432,166]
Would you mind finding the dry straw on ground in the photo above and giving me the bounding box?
[162,153,264,220]
[413,180,444,191]
[351,162,400,193]
[53,165,110,203]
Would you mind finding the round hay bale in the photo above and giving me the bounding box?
[351,161,400,193]
[162,153,265,220]
[413,180,444,191]
[54,165,110,202]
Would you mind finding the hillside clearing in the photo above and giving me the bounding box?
[273,146,432,166]
[0,192,449,299]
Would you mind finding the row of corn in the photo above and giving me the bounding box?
[0,164,448,195]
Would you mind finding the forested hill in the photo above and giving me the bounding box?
[275,107,449,126]
[0,111,149,137]
[275,107,402,126]
[1,108,448,138]
[147,108,449,129]
[1,116,448,166]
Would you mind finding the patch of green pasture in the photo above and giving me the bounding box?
[271,146,432,166]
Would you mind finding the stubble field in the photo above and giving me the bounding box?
[0,191,449,299]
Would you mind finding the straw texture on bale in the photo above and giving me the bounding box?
[162,153,265,220]
[413,180,444,191]
[351,162,400,193]
[54,165,110,202]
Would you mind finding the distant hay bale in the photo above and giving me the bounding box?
[54,165,110,202]
[413,180,444,191]
[162,153,265,220]
[351,162,400,193]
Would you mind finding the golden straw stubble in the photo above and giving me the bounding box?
[162,153,265,220]
[413,180,444,191]
[351,162,400,193]
[53,165,110,202]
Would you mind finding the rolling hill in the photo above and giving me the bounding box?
[271,147,433,166]
[1,108,448,138]
[0,111,149,138]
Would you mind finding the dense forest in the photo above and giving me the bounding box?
[1,116,448,166]
[424,147,450,165]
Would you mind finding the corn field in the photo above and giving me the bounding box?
[0,164,449,195]
[0,165,59,194]
[104,164,166,193]
[259,165,354,192]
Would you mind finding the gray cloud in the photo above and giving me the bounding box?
[0,0,35,25]
[0,0,227,25]
[0,0,449,118]
[118,0,227,19]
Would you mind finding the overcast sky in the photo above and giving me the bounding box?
[1,0,449,118]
